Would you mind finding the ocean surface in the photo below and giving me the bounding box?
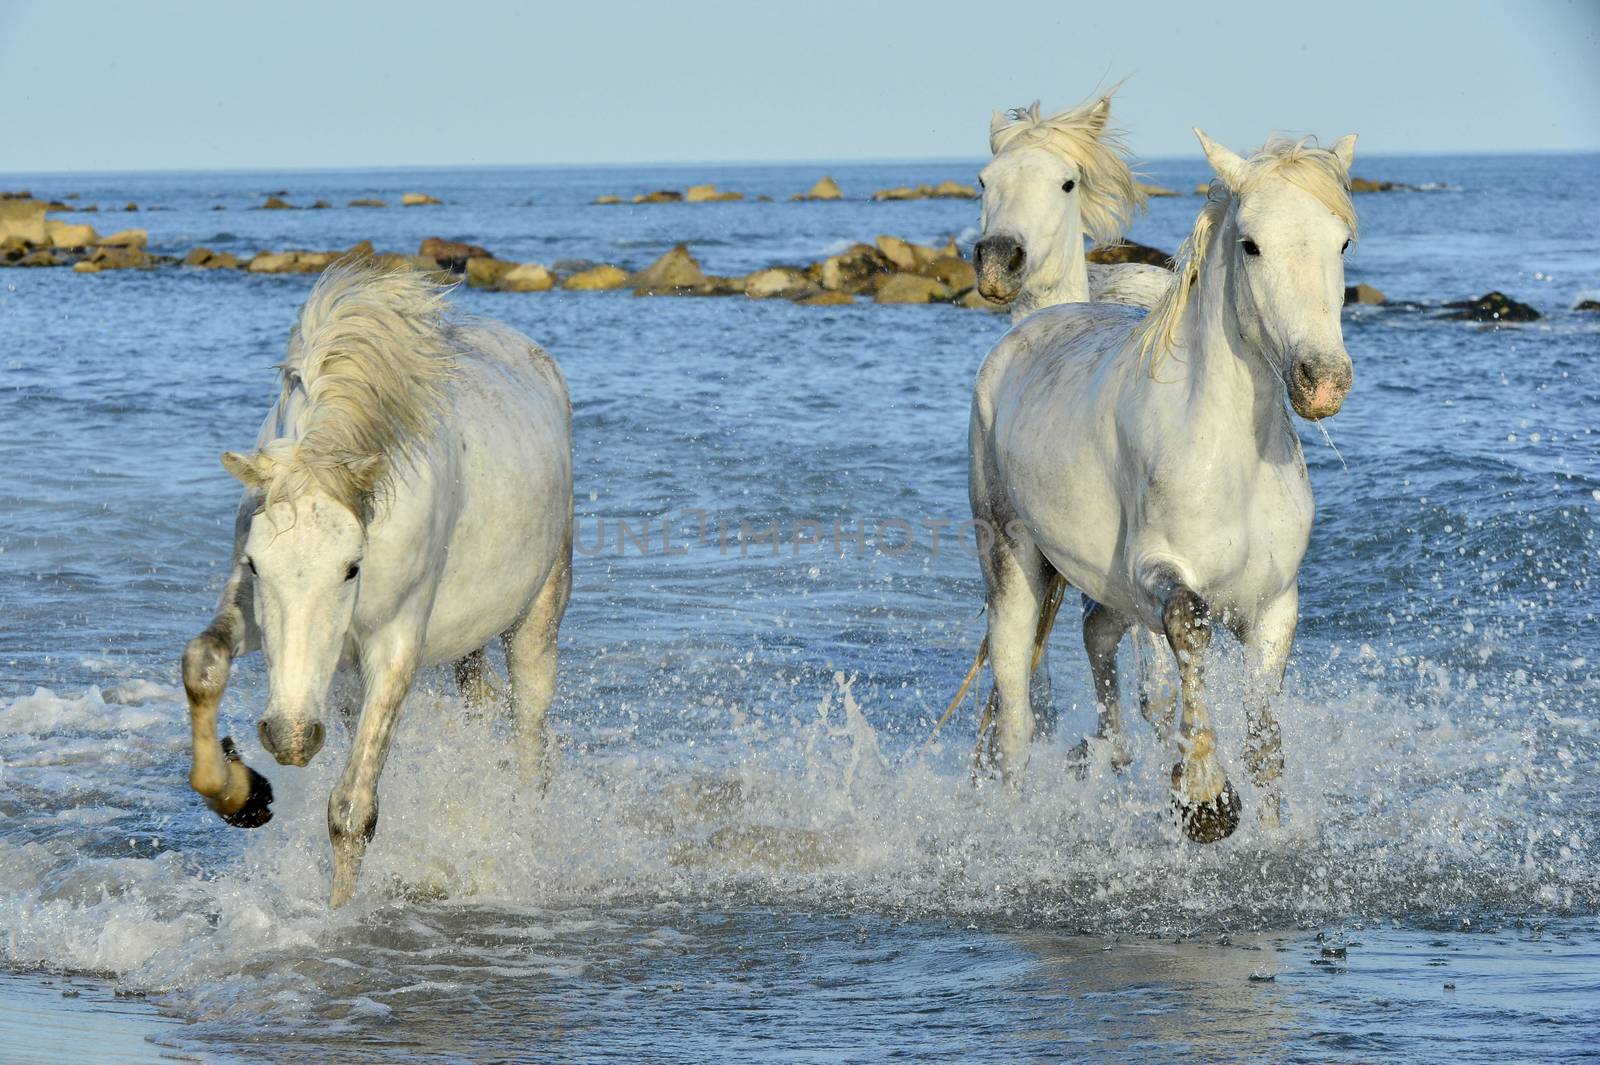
[0,153,1597,1062]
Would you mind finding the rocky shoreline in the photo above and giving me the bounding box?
[1,191,1578,319]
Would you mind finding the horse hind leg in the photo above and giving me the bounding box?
[1073,595,1133,772]
[454,647,502,716]
[503,546,572,782]
[973,533,1051,787]
[182,573,273,828]
[1157,579,1241,843]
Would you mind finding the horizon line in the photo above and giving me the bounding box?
[3,146,1595,181]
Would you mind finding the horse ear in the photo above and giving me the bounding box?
[221,450,271,488]
[347,454,388,495]
[1331,133,1358,173]
[1194,128,1246,189]
[989,109,1010,154]
[1086,95,1112,136]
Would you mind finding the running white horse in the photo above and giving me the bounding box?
[966,131,1358,841]
[181,262,573,906]
[975,92,1172,319]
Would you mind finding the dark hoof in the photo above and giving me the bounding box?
[1172,774,1241,844]
[218,736,274,828]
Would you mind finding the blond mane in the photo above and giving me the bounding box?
[253,260,458,520]
[988,93,1147,247]
[1135,137,1358,369]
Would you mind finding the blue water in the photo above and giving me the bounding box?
[0,154,1597,1062]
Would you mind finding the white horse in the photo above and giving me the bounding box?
[967,131,1358,841]
[975,92,1172,320]
[181,262,573,906]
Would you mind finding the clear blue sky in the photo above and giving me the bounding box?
[2,0,1596,172]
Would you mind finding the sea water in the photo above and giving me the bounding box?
[0,155,1596,1061]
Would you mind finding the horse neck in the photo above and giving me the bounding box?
[1012,240,1090,321]
[1170,226,1296,450]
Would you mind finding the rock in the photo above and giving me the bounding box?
[632,190,683,204]
[819,243,892,293]
[1194,183,1211,195]
[685,183,743,203]
[630,243,705,295]
[593,195,623,205]
[1344,283,1386,305]
[955,287,1006,311]
[562,264,629,291]
[1086,241,1173,268]
[86,245,150,270]
[875,273,951,304]
[922,255,976,291]
[310,200,332,209]
[402,192,443,206]
[1349,176,1411,193]
[498,263,556,292]
[1574,299,1600,313]
[260,196,295,209]
[929,180,979,199]
[97,228,148,249]
[699,275,748,296]
[744,267,816,300]
[46,220,97,248]
[0,190,32,199]
[871,185,921,202]
[797,290,854,307]
[247,249,341,275]
[0,198,48,245]
[794,176,843,201]
[466,256,515,289]
[1440,291,1540,322]
[184,247,242,269]
[1140,182,1181,197]
[348,198,388,208]
[419,236,493,270]
[122,203,139,212]
[15,248,63,267]
[874,234,939,272]
[73,260,100,273]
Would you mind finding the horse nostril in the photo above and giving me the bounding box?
[1007,245,1026,274]
[1296,361,1317,392]
[309,721,325,750]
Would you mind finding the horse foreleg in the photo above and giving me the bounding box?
[1242,587,1297,829]
[328,634,418,908]
[454,647,499,714]
[1076,596,1133,771]
[503,546,571,783]
[1156,578,1241,843]
[182,570,273,827]
[974,537,1050,787]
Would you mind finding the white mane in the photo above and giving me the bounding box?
[1136,136,1358,369]
[256,261,459,519]
[988,93,1147,246]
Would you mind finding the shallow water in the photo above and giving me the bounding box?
[1,155,1597,1061]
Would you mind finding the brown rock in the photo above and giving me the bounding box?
[562,264,629,291]
[86,245,150,270]
[420,236,493,270]
[928,180,978,199]
[1574,300,1600,313]
[922,255,976,291]
[593,195,623,205]
[1086,241,1173,268]
[310,200,332,209]
[1139,182,1181,197]
[348,198,388,208]
[875,273,951,304]
[0,198,48,245]
[685,183,743,203]
[401,192,443,206]
[797,290,855,307]
[498,263,556,292]
[699,275,748,295]
[15,248,63,267]
[1344,283,1386,305]
[633,190,684,204]
[122,203,138,212]
[630,243,706,295]
[97,228,148,249]
[955,287,1006,312]
[794,176,843,201]
[73,260,100,273]
[744,267,816,300]
[260,196,295,210]
[871,185,921,202]
[819,243,892,293]
[46,220,97,248]
[184,247,243,269]
[465,256,515,289]
[874,234,939,272]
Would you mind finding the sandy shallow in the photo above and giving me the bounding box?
[0,970,189,1064]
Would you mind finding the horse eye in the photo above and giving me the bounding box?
[1061,179,1076,193]
[344,563,360,582]
[1341,239,1350,254]
[978,176,986,190]
[245,558,257,576]
[1241,239,1261,257]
